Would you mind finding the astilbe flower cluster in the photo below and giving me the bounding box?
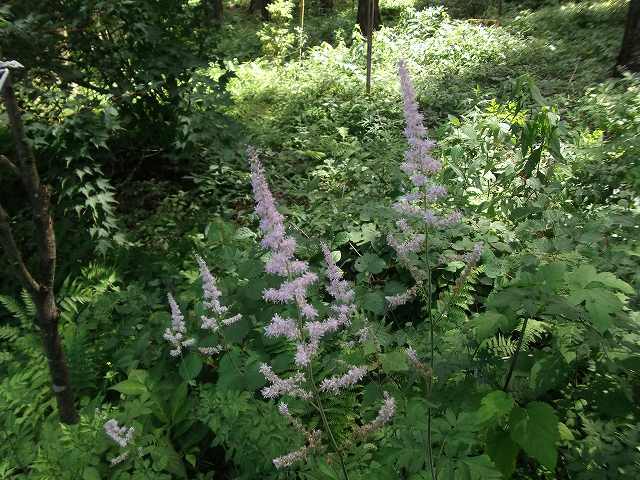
[386,60,474,308]
[104,419,134,465]
[196,255,242,355]
[248,147,395,469]
[164,256,241,358]
[164,293,195,357]
[355,392,396,437]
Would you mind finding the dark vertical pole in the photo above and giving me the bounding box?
[0,66,78,424]
[366,0,374,94]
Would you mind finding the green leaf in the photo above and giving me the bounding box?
[565,265,597,290]
[593,272,634,294]
[380,350,409,373]
[460,455,503,479]
[110,379,148,396]
[179,352,203,381]
[486,428,519,478]
[558,422,574,442]
[82,467,101,480]
[530,355,567,394]
[171,382,188,421]
[355,253,386,274]
[474,312,510,341]
[528,78,547,106]
[510,402,559,470]
[535,262,566,290]
[585,288,622,333]
[477,390,514,425]
[363,291,385,315]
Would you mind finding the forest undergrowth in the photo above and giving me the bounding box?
[0,1,638,479]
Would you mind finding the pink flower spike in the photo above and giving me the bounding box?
[319,366,367,394]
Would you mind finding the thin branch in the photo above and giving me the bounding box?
[2,74,56,290]
[0,154,20,176]
[0,203,40,294]
[502,318,529,392]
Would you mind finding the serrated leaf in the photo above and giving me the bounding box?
[363,291,385,315]
[565,265,597,290]
[486,428,519,478]
[558,422,574,442]
[380,350,409,373]
[460,455,503,479]
[477,390,514,425]
[474,311,510,341]
[355,253,386,274]
[179,352,202,381]
[510,402,559,470]
[593,272,634,294]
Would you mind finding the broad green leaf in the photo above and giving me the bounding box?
[593,272,634,294]
[355,253,386,274]
[111,379,148,396]
[584,288,622,333]
[558,422,574,442]
[171,382,188,421]
[565,265,598,290]
[82,467,101,480]
[535,262,566,290]
[128,369,148,384]
[530,355,568,394]
[363,291,385,315]
[486,428,519,478]
[460,455,503,479]
[528,78,547,106]
[179,352,203,381]
[380,350,409,373]
[474,312,509,341]
[510,402,559,470]
[477,390,514,425]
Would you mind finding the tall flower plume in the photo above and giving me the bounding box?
[386,60,463,308]
[164,256,241,358]
[197,255,242,334]
[248,146,374,470]
[164,293,195,357]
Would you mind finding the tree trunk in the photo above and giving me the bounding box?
[249,0,271,21]
[0,70,79,425]
[616,0,640,73]
[320,0,334,11]
[357,0,381,36]
[37,288,78,424]
[206,0,224,22]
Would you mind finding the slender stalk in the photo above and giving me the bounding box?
[420,187,437,480]
[308,364,350,480]
[292,295,349,480]
[299,0,305,60]
[424,227,437,480]
[502,318,529,392]
[365,0,374,94]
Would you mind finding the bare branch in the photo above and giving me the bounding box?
[2,72,56,290]
[0,154,20,176]
[0,202,40,294]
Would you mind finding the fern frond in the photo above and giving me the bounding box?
[485,333,518,358]
[0,290,35,324]
[19,290,36,321]
[520,318,549,350]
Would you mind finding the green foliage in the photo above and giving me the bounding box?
[1,0,639,479]
[257,0,297,60]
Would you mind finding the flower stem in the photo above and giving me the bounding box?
[422,186,438,480]
[502,318,529,392]
[308,364,350,480]
[424,228,437,480]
